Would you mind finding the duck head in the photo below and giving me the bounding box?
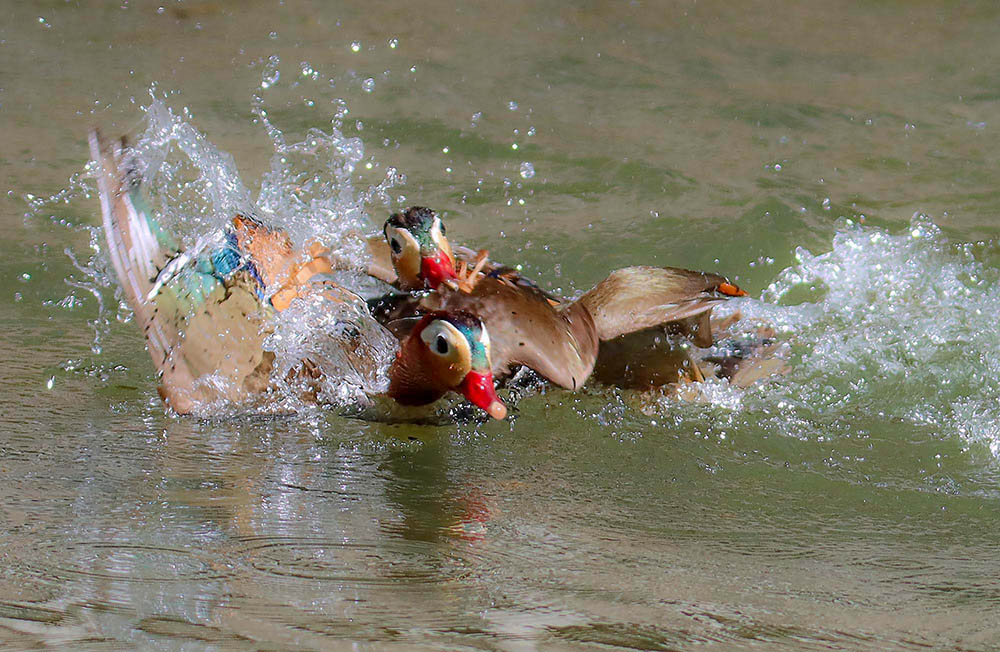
[388,310,507,420]
[383,206,457,290]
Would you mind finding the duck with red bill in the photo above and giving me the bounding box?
[383,206,458,291]
[387,311,507,420]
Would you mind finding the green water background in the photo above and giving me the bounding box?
[2,1,1000,649]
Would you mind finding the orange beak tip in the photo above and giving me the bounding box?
[487,400,508,420]
[460,370,507,421]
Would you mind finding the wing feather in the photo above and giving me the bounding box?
[90,130,273,412]
[578,265,739,342]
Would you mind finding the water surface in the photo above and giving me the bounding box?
[3,1,1000,649]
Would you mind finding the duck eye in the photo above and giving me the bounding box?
[436,334,449,354]
[390,237,402,255]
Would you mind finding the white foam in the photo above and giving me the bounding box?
[652,214,1000,457]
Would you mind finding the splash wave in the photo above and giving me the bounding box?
[657,214,1000,458]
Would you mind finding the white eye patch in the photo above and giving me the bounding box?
[420,319,471,371]
[478,322,492,361]
[385,225,422,287]
[387,225,420,260]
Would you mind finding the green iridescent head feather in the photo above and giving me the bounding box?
[385,206,444,253]
[442,311,490,371]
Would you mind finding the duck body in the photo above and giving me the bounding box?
[89,133,507,419]
[394,266,746,391]
[372,207,759,392]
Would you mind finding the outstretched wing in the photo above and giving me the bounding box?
[578,265,745,344]
[89,130,273,413]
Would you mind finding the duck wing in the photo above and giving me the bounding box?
[90,130,274,413]
[577,265,745,344]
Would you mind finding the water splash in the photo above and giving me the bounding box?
[647,214,1000,458]
[133,98,256,239]
[42,74,408,415]
[265,286,395,408]
[251,56,405,266]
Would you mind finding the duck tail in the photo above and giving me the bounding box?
[89,129,180,364]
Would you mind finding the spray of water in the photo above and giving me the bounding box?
[33,63,408,415]
[641,214,1000,458]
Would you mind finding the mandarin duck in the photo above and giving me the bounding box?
[89,132,507,419]
[370,206,759,391]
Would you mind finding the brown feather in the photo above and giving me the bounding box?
[419,278,599,390]
[386,333,448,405]
[362,233,399,285]
[157,277,273,412]
[579,265,737,342]
[592,326,696,389]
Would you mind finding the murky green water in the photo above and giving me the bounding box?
[4,1,1000,649]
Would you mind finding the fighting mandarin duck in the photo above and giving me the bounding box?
[88,132,507,419]
[347,206,534,295]
[371,206,768,392]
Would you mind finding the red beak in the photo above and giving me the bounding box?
[459,370,507,420]
[420,251,458,289]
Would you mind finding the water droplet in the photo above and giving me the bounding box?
[442,146,449,154]
[268,31,278,40]
[350,41,361,52]
[527,126,536,136]
[261,68,280,90]
[508,100,519,111]
[46,376,54,390]
[361,77,375,92]
[511,143,519,150]
[388,38,399,49]
[822,197,831,210]
[300,62,318,79]
[519,162,535,179]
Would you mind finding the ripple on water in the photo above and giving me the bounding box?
[38,541,236,584]
[233,536,472,586]
[544,615,903,651]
